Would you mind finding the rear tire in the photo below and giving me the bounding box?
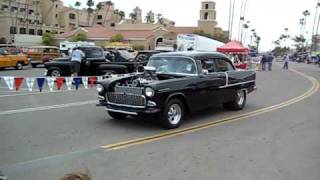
[108,111,127,120]
[160,99,185,129]
[16,62,23,70]
[31,64,37,68]
[223,90,246,110]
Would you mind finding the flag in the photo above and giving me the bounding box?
[88,77,97,88]
[65,77,73,90]
[14,77,24,91]
[46,77,55,91]
[26,77,35,91]
[73,77,82,90]
[82,77,88,89]
[37,78,45,92]
[3,77,14,90]
[56,77,65,90]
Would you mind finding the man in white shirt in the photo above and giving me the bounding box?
[71,47,85,76]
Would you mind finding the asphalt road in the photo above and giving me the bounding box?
[0,62,319,180]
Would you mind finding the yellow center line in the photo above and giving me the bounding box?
[101,69,320,151]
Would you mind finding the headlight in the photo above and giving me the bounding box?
[96,84,104,93]
[145,87,155,97]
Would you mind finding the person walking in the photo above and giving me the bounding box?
[261,55,267,71]
[267,53,274,71]
[283,54,289,70]
[70,47,85,77]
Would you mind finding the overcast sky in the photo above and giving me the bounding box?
[63,0,319,51]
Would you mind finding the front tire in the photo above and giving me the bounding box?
[16,62,23,70]
[49,69,62,77]
[108,111,127,120]
[223,90,247,110]
[160,99,185,129]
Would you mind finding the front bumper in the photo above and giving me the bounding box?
[97,101,161,115]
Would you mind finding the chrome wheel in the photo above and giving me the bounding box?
[237,90,245,106]
[167,104,182,125]
[51,70,61,77]
[16,63,23,70]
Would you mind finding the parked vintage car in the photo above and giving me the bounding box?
[96,51,256,129]
[99,50,162,74]
[0,47,29,70]
[44,46,107,76]
[28,46,61,67]
[134,50,161,64]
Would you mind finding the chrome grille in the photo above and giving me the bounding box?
[114,86,144,95]
[107,92,146,108]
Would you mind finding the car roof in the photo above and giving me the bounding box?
[152,51,229,59]
[138,50,160,53]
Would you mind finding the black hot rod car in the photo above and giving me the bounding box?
[96,52,256,129]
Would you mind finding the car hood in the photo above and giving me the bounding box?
[51,57,71,61]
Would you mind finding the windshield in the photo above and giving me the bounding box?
[118,50,135,60]
[147,56,197,75]
[83,48,103,58]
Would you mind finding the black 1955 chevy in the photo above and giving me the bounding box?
[96,51,256,129]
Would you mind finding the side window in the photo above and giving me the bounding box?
[202,60,216,73]
[196,57,217,74]
[214,59,235,72]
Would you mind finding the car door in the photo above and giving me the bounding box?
[201,57,228,105]
[189,57,226,107]
[213,58,237,103]
[0,49,11,67]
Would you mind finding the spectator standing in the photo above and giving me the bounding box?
[283,54,289,70]
[267,54,274,71]
[261,55,267,71]
[71,47,85,77]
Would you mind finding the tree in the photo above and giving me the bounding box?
[145,11,155,23]
[110,34,124,42]
[86,0,95,27]
[129,12,137,24]
[72,32,87,42]
[156,13,163,24]
[301,10,311,36]
[42,31,55,45]
[118,11,125,20]
[103,1,114,26]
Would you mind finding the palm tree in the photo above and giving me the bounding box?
[118,11,125,21]
[312,1,320,37]
[86,0,95,27]
[129,12,137,24]
[302,10,311,36]
[103,1,114,26]
[145,11,155,23]
[74,1,81,27]
[156,13,163,24]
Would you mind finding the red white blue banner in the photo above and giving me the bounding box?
[0,76,101,92]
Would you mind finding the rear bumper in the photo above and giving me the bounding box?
[97,101,161,115]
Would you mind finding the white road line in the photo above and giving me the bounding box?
[0,100,97,115]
